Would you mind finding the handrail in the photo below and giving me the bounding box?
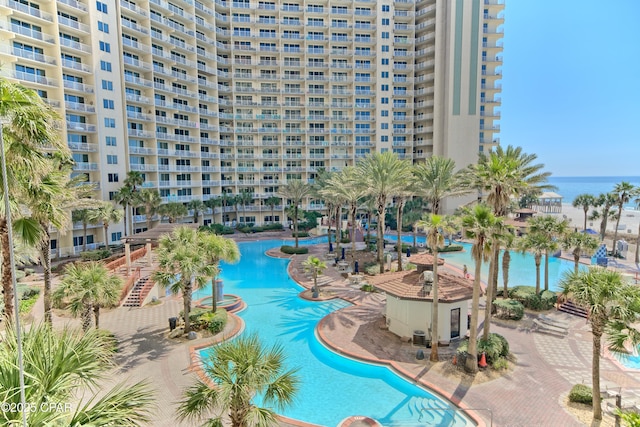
[119,267,141,304]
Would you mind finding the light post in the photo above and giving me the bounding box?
[0,121,28,427]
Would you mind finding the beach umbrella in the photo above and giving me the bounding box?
[329,242,333,253]
[355,261,359,274]
[406,248,411,258]
[341,247,345,260]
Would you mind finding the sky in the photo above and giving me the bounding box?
[499,0,640,177]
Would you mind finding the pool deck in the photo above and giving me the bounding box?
[28,231,640,427]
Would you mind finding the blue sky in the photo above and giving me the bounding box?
[499,0,640,177]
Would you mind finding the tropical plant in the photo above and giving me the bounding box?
[278,180,311,248]
[0,323,155,426]
[113,186,136,237]
[393,188,415,272]
[158,202,188,223]
[138,188,161,231]
[562,231,600,273]
[416,214,444,361]
[0,78,69,322]
[177,333,300,427]
[517,232,548,294]
[152,226,216,333]
[71,208,93,252]
[88,202,124,246]
[593,192,618,241]
[462,205,498,373]
[356,152,413,274]
[264,196,281,225]
[528,216,569,291]
[187,199,206,225]
[500,230,516,298]
[560,268,640,421]
[237,189,254,225]
[200,232,240,312]
[483,217,506,339]
[302,255,327,298]
[572,194,597,232]
[610,182,638,256]
[413,156,468,215]
[53,261,123,331]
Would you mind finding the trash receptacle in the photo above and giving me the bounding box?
[413,330,426,346]
[169,317,177,331]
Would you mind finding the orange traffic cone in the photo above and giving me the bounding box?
[478,352,488,369]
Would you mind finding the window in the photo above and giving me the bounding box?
[381,110,389,117]
[108,173,119,182]
[104,118,115,127]
[381,136,388,142]
[99,41,110,52]
[100,60,111,71]
[382,45,389,52]
[106,136,116,146]
[97,21,109,33]
[96,1,107,12]
[381,72,389,78]
[103,99,114,109]
[382,18,389,25]
[381,97,389,104]
[107,155,118,164]
[381,123,389,129]
[108,191,116,200]
[381,31,389,39]
[381,84,389,91]
[111,232,122,242]
[381,58,389,65]
[101,80,113,90]
[382,5,390,12]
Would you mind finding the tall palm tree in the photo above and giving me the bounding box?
[187,199,206,225]
[392,187,416,272]
[53,262,122,331]
[123,171,145,234]
[204,196,222,224]
[220,192,234,225]
[500,231,516,298]
[594,192,618,241]
[200,232,240,312]
[528,215,569,291]
[560,268,640,421]
[414,156,468,215]
[177,333,300,427]
[152,226,216,333]
[356,152,413,273]
[610,182,638,256]
[302,255,327,298]
[461,205,497,373]
[0,324,155,426]
[483,217,506,339]
[237,189,254,225]
[72,208,94,252]
[572,194,597,231]
[113,186,136,237]
[138,188,161,231]
[416,214,445,362]
[158,202,188,223]
[88,202,124,246]
[0,83,69,320]
[518,232,548,294]
[562,231,600,273]
[264,196,281,224]
[278,180,311,248]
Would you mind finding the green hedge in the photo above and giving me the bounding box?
[569,384,592,405]
[393,244,418,253]
[509,286,558,311]
[80,249,112,261]
[199,224,235,235]
[457,333,509,365]
[236,223,284,233]
[438,245,464,253]
[280,245,309,255]
[186,308,228,334]
[493,299,524,320]
[291,232,310,238]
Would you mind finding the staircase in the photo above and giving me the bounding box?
[558,299,588,318]
[122,276,151,308]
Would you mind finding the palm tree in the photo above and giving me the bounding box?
[560,268,640,421]
[220,192,234,225]
[113,186,136,237]
[177,333,300,427]
[461,205,497,373]
[636,195,640,264]
[200,232,240,312]
[278,180,311,248]
[562,231,600,273]
[237,189,254,225]
[572,194,597,231]
[204,196,222,224]
[53,261,123,331]
[414,156,468,215]
[88,202,124,246]
[0,324,155,426]
[264,196,281,225]
[594,192,618,241]
[416,214,445,362]
[152,226,216,333]
[483,217,506,338]
[518,232,548,294]
[611,182,638,256]
[302,255,327,298]
[158,202,188,223]
[356,152,413,274]
[138,188,161,231]
[501,231,516,298]
[187,199,206,225]
[528,215,569,291]
[123,170,144,191]
[0,79,67,322]
[72,208,94,252]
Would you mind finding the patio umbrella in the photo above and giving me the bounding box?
[354,261,359,274]
[341,247,345,260]
[583,228,598,235]
[329,242,333,253]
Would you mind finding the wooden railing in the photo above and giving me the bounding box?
[138,279,156,306]
[106,246,147,272]
[119,267,141,304]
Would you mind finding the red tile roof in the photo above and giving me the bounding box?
[408,252,445,266]
[367,270,474,303]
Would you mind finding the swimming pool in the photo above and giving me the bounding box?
[194,238,474,427]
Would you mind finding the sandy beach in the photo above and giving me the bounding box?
[546,203,640,237]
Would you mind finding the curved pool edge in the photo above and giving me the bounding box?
[315,313,485,427]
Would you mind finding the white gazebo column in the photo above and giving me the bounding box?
[146,241,152,266]
[125,242,131,276]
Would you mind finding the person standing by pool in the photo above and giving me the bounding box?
[463,264,468,278]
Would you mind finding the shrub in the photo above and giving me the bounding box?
[493,299,524,320]
[24,268,35,276]
[365,264,380,276]
[509,286,558,311]
[200,224,235,235]
[21,288,40,300]
[457,333,510,365]
[492,357,509,371]
[393,244,417,254]
[340,238,351,244]
[291,232,310,238]
[438,245,464,253]
[186,308,228,334]
[280,245,309,255]
[360,284,376,292]
[80,249,112,261]
[569,384,593,405]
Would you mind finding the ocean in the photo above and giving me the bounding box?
[547,176,640,208]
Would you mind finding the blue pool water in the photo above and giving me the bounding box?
[384,235,582,292]
[194,238,473,427]
[614,350,640,370]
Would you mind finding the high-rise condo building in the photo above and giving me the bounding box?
[0,0,504,255]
